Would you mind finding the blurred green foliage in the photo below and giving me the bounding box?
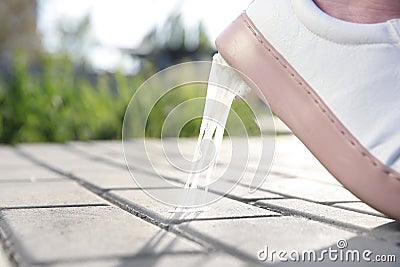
[145,84,206,138]
[0,52,145,144]
[145,83,261,139]
[0,53,261,144]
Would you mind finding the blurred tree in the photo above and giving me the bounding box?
[128,12,215,70]
[55,14,97,66]
[0,0,41,63]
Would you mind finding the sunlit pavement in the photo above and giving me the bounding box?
[0,135,399,267]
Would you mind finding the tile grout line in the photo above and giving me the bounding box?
[0,204,110,211]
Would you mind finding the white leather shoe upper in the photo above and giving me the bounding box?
[247,0,400,172]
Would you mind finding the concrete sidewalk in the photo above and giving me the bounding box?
[0,136,399,267]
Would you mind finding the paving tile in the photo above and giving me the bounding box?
[256,199,393,230]
[367,221,400,244]
[0,146,64,181]
[176,216,355,262]
[271,136,343,184]
[0,146,37,168]
[49,253,249,267]
[0,243,12,267]
[210,180,285,200]
[18,144,88,161]
[257,176,360,202]
[0,206,204,265]
[46,159,122,173]
[0,181,106,208]
[90,140,123,150]
[19,145,126,174]
[69,142,126,165]
[18,143,77,160]
[71,169,137,189]
[122,139,263,186]
[72,169,174,190]
[0,167,63,181]
[333,202,386,217]
[270,164,342,186]
[207,165,344,202]
[107,189,280,224]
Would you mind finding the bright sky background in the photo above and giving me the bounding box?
[38,0,252,72]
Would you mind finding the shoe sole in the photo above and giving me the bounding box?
[216,12,400,221]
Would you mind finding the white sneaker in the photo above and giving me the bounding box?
[215,0,400,220]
